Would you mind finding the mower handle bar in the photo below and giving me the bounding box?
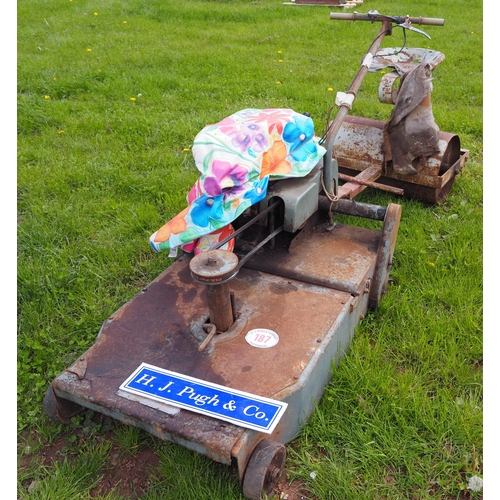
[329,11,444,26]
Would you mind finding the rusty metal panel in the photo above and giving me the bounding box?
[52,259,246,464]
[334,116,386,172]
[51,252,366,462]
[334,116,464,187]
[206,268,353,396]
[242,221,380,296]
[51,221,384,472]
[231,289,369,481]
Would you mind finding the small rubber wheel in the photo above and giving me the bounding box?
[242,439,286,500]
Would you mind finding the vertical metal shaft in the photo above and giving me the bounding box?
[189,249,240,333]
[206,282,234,332]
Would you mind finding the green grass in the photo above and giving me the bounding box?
[18,0,482,498]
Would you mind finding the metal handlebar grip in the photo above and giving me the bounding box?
[329,12,444,26]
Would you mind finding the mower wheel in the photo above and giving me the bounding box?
[242,439,286,500]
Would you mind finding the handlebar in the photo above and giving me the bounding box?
[330,11,444,26]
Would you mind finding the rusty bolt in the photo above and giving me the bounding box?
[270,466,282,482]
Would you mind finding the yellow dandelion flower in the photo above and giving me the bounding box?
[53,77,57,81]
[183,148,190,152]
[44,95,50,99]
[427,262,435,267]
[470,31,474,34]
[327,87,333,92]
[123,20,127,24]
[94,12,98,16]
[130,97,136,101]
[87,48,92,52]
[58,130,65,135]
[279,60,283,63]
[276,81,281,85]
[277,50,282,54]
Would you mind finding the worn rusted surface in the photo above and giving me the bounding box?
[50,212,392,485]
[334,115,461,179]
[339,148,468,204]
[206,268,351,394]
[333,115,468,203]
[53,259,245,464]
[337,164,384,199]
[190,249,239,284]
[378,70,400,104]
[334,117,386,173]
[242,220,380,296]
[371,48,445,74]
[318,196,387,221]
[369,203,402,309]
[190,250,239,332]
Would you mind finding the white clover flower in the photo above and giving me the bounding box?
[468,475,483,492]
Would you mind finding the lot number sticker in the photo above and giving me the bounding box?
[245,329,279,348]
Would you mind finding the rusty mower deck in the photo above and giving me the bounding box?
[45,199,401,499]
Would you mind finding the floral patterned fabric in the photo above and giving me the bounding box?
[149,108,326,254]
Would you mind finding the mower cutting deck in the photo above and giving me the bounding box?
[44,11,467,500]
[45,181,401,498]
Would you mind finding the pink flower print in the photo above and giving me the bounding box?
[250,109,294,135]
[202,160,249,197]
[186,180,203,204]
[217,117,238,136]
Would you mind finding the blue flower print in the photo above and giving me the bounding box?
[243,176,269,206]
[190,194,224,228]
[282,115,318,162]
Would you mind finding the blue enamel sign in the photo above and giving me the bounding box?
[119,363,288,434]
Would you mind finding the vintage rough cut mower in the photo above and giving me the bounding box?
[44,11,468,500]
